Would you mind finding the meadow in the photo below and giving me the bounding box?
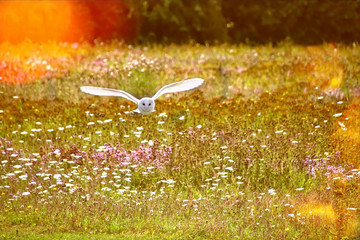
[1,41,360,239]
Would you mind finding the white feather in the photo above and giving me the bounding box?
[80,86,139,104]
[152,78,204,100]
[80,78,204,115]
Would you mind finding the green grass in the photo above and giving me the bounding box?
[1,41,360,239]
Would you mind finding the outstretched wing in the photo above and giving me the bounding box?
[152,78,204,100]
[80,86,139,104]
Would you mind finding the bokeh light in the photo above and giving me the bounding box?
[0,0,138,43]
[0,1,84,42]
[0,0,139,84]
[333,97,360,167]
[300,202,337,224]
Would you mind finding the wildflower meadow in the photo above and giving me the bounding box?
[1,41,360,239]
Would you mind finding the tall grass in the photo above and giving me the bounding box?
[1,41,360,239]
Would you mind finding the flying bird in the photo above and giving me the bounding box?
[80,78,204,115]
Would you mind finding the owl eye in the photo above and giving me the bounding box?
[148,103,151,106]
[142,103,145,106]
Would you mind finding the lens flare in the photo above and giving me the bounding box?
[0,1,85,43]
[0,0,138,43]
[307,46,344,91]
[300,202,337,224]
[333,97,360,166]
[0,1,138,84]
[292,46,344,91]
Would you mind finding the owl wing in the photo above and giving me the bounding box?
[151,78,204,100]
[80,86,139,104]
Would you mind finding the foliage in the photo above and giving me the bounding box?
[1,0,359,44]
[138,0,228,43]
[138,0,360,44]
[222,0,360,44]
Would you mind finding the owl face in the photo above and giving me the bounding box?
[138,97,155,114]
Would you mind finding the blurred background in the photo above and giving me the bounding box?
[0,0,359,44]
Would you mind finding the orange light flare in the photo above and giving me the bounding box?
[0,0,138,44]
[292,45,344,92]
[332,97,360,167]
[0,1,95,43]
[299,202,337,225]
[309,46,344,91]
[0,0,88,83]
[299,200,360,237]
[0,0,138,84]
